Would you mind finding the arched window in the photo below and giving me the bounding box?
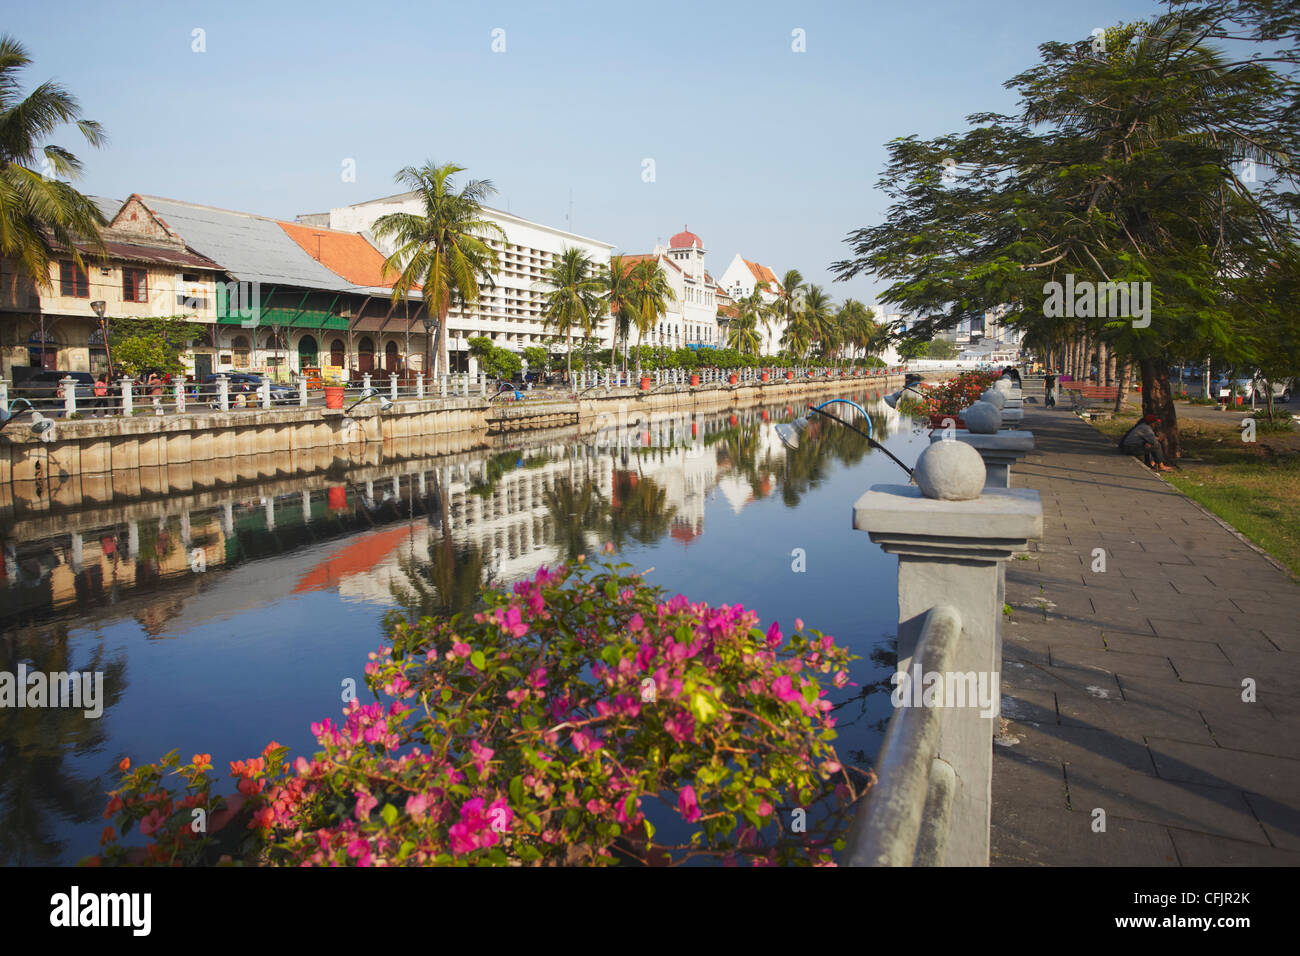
[385,340,399,372]
[298,334,319,369]
[232,335,251,369]
[330,338,345,368]
[358,336,375,373]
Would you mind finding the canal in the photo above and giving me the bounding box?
[1,389,930,865]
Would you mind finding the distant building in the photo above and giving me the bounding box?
[716,255,784,354]
[615,227,722,351]
[301,193,616,373]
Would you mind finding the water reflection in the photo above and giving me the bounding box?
[0,390,919,864]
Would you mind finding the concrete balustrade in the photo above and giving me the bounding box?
[846,440,1042,866]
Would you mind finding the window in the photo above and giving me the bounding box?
[177,273,208,309]
[59,260,89,298]
[232,335,250,369]
[123,267,148,303]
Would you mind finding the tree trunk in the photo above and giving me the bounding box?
[1112,360,1127,415]
[1139,356,1180,460]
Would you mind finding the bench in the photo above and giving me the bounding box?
[1068,384,1120,415]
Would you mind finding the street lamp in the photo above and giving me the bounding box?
[90,300,114,380]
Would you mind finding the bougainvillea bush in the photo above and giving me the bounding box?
[89,562,869,866]
[897,369,1003,419]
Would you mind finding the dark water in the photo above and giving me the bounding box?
[0,390,931,865]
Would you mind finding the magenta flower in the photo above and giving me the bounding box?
[678,785,702,823]
[765,621,783,648]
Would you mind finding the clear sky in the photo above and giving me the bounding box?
[11,0,1157,308]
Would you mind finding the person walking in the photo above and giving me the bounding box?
[1044,371,1057,407]
[147,371,164,416]
[1120,414,1174,471]
[93,373,109,416]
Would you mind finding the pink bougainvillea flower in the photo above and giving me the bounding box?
[770,674,803,705]
[677,785,702,823]
[138,808,166,838]
[495,606,529,638]
[765,621,783,648]
[795,618,805,631]
[354,791,378,822]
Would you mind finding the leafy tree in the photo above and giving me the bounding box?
[926,338,959,360]
[372,162,505,378]
[629,259,675,376]
[599,256,640,371]
[107,316,203,376]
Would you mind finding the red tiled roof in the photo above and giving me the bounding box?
[278,220,417,290]
[616,253,681,274]
[669,226,702,250]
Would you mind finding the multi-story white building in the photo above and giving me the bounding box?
[617,227,722,351]
[301,194,616,373]
[717,254,784,355]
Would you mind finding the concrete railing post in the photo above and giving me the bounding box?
[61,376,76,417]
[930,401,1033,489]
[121,377,135,416]
[260,381,272,409]
[390,373,399,402]
[215,375,228,412]
[416,375,425,399]
[298,378,308,407]
[176,381,186,414]
[362,372,372,395]
[850,441,1042,866]
[440,374,448,398]
[480,372,487,396]
[0,379,8,416]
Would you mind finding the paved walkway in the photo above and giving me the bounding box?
[991,390,1300,865]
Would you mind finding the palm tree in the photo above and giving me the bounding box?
[598,255,639,372]
[372,162,505,378]
[770,269,804,355]
[0,35,108,288]
[801,285,835,359]
[727,288,770,355]
[538,246,602,383]
[629,258,675,377]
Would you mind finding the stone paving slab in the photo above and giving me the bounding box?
[991,401,1300,865]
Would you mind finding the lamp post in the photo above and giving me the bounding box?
[91,300,114,380]
[421,315,437,386]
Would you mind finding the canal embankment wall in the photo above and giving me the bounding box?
[0,373,904,522]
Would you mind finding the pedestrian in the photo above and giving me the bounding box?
[1044,371,1057,407]
[147,371,164,415]
[1119,414,1174,472]
[93,373,109,416]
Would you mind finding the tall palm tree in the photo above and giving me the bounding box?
[801,285,835,358]
[598,255,639,372]
[372,162,505,378]
[538,246,602,383]
[770,269,805,358]
[0,35,108,288]
[629,258,675,376]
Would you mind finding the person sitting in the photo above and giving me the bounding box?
[1120,414,1174,471]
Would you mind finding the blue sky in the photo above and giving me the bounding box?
[12,0,1157,307]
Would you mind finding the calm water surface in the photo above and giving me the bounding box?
[1,391,931,865]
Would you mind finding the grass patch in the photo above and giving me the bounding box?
[1088,414,1300,577]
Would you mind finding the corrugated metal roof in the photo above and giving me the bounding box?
[138,196,355,292]
[89,196,123,222]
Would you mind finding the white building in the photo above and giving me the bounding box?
[301,193,616,373]
[617,227,722,352]
[717,254,785,355]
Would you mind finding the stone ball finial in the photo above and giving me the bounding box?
[994,378,1013,395]
[915,439,986,500]
[963,400,1002,434]
[981,387,1006,410]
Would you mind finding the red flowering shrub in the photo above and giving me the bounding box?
[89,563,869,866]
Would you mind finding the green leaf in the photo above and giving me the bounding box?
[381,803,398,826]
[470,650,487,671]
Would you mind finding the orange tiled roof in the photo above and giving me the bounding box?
[277,220,417,291]
[743,258,780,291]
[615,252,681,274]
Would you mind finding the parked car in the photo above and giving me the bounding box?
[11,369,96,412]
[200,373,296,406]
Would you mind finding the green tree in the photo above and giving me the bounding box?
[629,259,675,377]
[538,246,602,382]
[771,269,805,358]
[926,338,959,360]
[107,316,203,376]
[599,255,640,372]
[371,162,505,378]
[0,35,108,288]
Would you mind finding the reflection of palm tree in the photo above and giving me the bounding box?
[390,471,491,621]
[606,472,676,549]
[0,624,126,865]
[543,475,608,564]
